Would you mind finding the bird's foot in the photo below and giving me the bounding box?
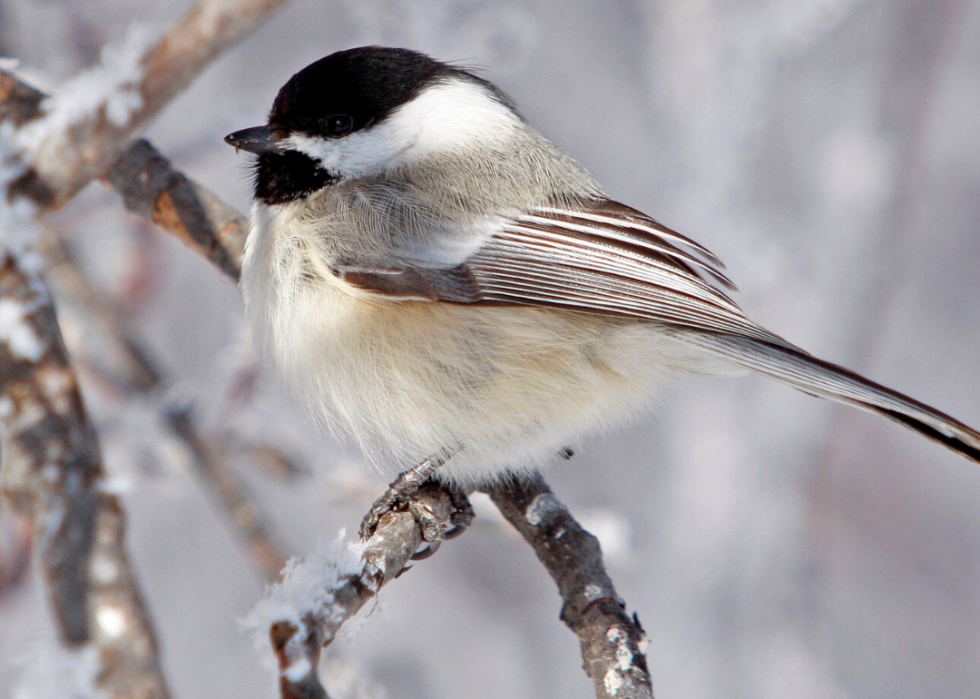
[359,449,472,552]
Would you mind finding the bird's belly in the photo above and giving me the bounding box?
[254,276,703,485]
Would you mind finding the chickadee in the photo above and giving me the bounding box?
[226,46,980,489]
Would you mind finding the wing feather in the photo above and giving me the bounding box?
[338,198,788,345]
[465,201,788,346]
[521,208,736,290]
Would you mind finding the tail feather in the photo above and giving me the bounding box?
[681,332,980,464]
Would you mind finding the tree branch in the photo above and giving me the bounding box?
[0,2,294,694]
[10,0,292,209]
[0,247,171,699]
[486,474,654,699]
[0,73,248,278]
[104,139,248,281]
[256,483,456,699]
[42,236,289,581]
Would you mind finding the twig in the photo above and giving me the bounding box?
[0,2,294,693]
[4,63,288,584]
[10,0,292,209]
[169,405,291,579]
[104,138,248,281]
[259,483,457,699]
[1,69,250,279]
[486,474,654,699]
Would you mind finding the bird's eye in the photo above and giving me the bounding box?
[324,114,354,137]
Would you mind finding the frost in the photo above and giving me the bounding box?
[283,658,312,681]
[603,667,624,696]
[583,583,605,602]
[13,641,103,699]
[16,24,156,160]
[95,604,127,639]
[242,532,366,649]
[1,122,46,279]
[0,298,45,361]
[525,492,564,526]
[90,554,120,585]
[602,626,635,697]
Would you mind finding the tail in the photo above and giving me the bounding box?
[680,332,980,464]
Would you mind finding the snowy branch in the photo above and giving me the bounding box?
[2,68,247,278]
[245,483,458,699]
[0,2,296,695]
[0,221,171,698]
[9,0,292,209]
[2,70,282,580]
[486,474,654,699]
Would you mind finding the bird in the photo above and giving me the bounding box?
[225,46,979,518]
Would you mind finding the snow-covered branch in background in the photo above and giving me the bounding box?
[43,236,291,582]
[0,155,170,698]
[2,68,287,581]
[0,1,298,696]
[9,0,292,210]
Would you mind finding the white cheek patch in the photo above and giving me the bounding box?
[284,130,402,180]
[284,78,522,180]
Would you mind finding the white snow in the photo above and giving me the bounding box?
[282,658,312,682]
[0,122,43,271]
[242,532,366,650]
[583,583,605,602]
[524,492,564,526]
[15,24,156,170]
[0,299,44,361]
[601,625,635,697]
[95,605,127,639]
[13,641,103,699]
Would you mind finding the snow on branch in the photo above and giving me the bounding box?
[245,484,459,699]
[8,0,292,209]
[0,2,295,694]
[0,208,171,699]
[3,60,285,593]
[0,67,248,283]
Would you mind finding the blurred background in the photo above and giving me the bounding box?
[1,0,979,697]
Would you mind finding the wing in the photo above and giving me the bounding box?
[338,198,791,347]
[336,197,980,464]
[467,200,789,344]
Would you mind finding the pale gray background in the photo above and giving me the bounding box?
[1,1,979,698]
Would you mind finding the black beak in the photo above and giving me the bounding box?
[224,126,282,155]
